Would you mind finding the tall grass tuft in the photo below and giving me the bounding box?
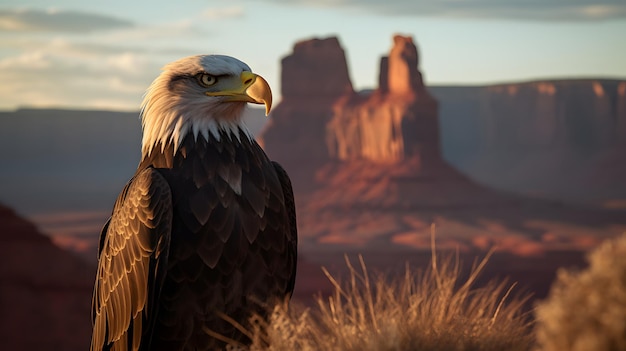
[239,233,533,351]
[534,232,626,351]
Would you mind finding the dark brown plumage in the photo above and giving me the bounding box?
[90,55,297,351]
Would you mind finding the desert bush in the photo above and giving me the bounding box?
[235,243,532,351]
[534,233,626,351]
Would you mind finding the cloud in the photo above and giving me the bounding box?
[0,8,214,110]
[0,42,161,110]
[0,8,134,33]
[201,6,245,20]
[263,0,626,21]
[1,36,201,67]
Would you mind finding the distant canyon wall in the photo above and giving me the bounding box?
[432,80,626,201]
[438,80,626,153]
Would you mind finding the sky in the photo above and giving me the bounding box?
[1,0,625,111]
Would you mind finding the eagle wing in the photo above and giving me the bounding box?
[271,161,298,295]
[91,167,172,351]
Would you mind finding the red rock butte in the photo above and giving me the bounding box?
[260,34,449,188]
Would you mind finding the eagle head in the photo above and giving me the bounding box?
[140,55,272,157]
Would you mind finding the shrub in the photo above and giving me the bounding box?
[535,233,626,351]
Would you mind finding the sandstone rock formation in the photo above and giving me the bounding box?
[0,204,95,350]
[326,35,440,164]
[386,35,427,96]
[259,35,443,191]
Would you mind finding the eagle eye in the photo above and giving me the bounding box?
[197,73,217,87]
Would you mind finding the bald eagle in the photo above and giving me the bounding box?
[90,55,297,351]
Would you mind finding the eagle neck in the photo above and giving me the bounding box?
[141,111,253,161]
[139,126,254,169]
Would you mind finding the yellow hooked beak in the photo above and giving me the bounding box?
[205,71,273,115]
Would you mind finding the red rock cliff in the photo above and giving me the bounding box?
[0,204,95,350]
[431,79,626,202]
[480,81,626,150]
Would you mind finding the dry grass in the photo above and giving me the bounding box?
[234,233,533,351]
[534,232,626,351]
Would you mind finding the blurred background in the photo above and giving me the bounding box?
[1,0,625,349]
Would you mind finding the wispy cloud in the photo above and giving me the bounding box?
[95,19,209,42]
[263,0,626,21]
[0,8,134,33]
[201,6,245,20]
[2,36,199,59]
[0,7,211,110]
[0,39,161,110]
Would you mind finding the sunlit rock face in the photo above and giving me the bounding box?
[326,35,440,165]
[387,34,426,96]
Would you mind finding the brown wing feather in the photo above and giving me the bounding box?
[91,167,172,351]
